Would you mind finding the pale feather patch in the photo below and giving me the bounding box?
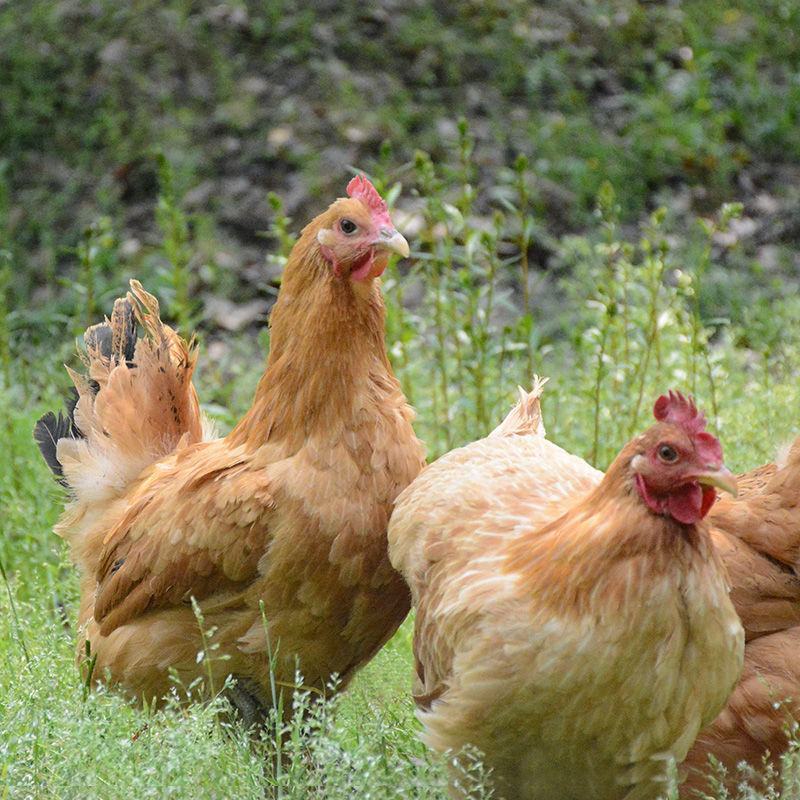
[200,414,218,442]
[316,228,336,247]
[775,440,793,470]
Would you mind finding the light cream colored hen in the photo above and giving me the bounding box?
[389,382,742,800]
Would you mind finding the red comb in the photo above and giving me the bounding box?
[346,174,390,221]
[653,390,707,435]
[654,391,723,465]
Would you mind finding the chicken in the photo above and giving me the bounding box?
[408,379,800,794]
[388,386,743,800]
[680,438,800,796]
[34,175,425,721]
[465,381,800,795]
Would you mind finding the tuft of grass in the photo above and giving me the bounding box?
[155,153,197,336]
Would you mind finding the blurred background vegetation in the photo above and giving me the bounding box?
[2,0,800,558]
[3,0,799,386]
[4,0,800,553]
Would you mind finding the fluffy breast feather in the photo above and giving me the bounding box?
[419,531,743,800]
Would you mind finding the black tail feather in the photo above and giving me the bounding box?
[84,298,136,365]
[83,323,112,361]
[64,386,81,433]
[34,388,82,486]
[118,299,137,364]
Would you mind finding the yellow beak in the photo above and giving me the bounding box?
[374,227,410,258]
[696,465,738,498]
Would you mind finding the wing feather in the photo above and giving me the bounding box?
[93,442,273,635]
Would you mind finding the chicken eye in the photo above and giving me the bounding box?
[658,444,678,463]
[340,219,358,235]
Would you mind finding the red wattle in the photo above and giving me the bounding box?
[699,485,717,518]
[350,249,376,281]
[635,474,712,526]
[666,482,704,525]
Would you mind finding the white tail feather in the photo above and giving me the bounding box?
[489,375,549,439]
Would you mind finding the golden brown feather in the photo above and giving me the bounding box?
[681,437,800,795]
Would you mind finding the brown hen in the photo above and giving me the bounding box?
[436,383,800,795]
[34,176,425,720]
[681,437,800,795]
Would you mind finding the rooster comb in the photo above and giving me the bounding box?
[346,174,388,216]
[653,390,707,435]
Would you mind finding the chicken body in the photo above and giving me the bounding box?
[35,180,425,716]
[526,398,800,796]
[389,385,743,800]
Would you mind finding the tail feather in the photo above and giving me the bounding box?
[34,389,81,487]
[488,375,549,439]
[84,295,136,366]
[35,280,209,505]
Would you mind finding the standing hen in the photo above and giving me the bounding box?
[34,176,425,719]
[389,389,742,800]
